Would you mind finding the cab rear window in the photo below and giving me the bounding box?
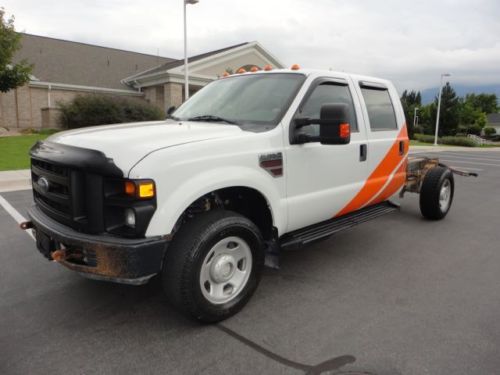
[361,87,398,131]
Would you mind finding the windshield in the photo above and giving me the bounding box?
[173,73,305,127]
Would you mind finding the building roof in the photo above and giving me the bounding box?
[13,33,175,90]
[486,113,500,124]
[127,42,249,81]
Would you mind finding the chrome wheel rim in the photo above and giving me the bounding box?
[199,236,252,304]
[439,179,452,212]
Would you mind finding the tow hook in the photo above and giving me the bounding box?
[51,249,67,262]
[20,221,33,230]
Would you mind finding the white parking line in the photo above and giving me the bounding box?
[447,166,483,171]
[439,159,500,167]
[437,153,500,162]
[0,194,35,241]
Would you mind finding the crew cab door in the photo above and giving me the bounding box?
[284,77,369,232]
[348,80,408,208]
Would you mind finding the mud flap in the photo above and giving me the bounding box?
[264,238,280,270]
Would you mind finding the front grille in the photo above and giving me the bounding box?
[31,158,89,231]
[30,143,154,238]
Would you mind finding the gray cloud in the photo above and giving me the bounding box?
[4,0,500,92]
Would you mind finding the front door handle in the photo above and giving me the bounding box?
[360,144,367,162]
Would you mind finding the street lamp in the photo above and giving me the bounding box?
[413,107,419,131]
[183,0,199,101]
[434,73,451,146]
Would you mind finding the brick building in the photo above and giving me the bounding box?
[0,33,283,129]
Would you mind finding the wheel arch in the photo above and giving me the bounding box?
[145,168,285,238]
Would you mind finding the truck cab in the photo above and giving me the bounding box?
[26,68,455,323]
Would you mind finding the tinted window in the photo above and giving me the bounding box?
[361,88,398,130]
[299,83,358,135]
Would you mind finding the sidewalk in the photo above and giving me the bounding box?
[0,170,31,193]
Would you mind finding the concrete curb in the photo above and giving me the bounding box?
[0,170,31,193]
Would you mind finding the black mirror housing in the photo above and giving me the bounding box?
[166,106,176,117]
[319,103,351,145]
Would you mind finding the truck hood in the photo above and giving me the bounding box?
[48,120,244,174]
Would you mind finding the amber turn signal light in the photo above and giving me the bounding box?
[138,182,155,198]
[339,123,350,139]
[125,181,136,196]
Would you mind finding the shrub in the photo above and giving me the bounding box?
[413,125,424,136]
[484,127,496,136]
[413,133,477,147]
[413,133,436,143]
[59,95,164,129]
[440,136,476,147]
[466,124,482,136]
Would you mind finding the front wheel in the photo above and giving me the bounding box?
[162,210,264,323]
[419,166,454,220]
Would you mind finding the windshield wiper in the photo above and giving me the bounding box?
[187,115,240,125]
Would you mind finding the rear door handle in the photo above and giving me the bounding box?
[399,140,404,155]
[360,144,367,162]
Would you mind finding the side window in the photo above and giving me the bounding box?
[297,82,358,137]
[361,87,398,131]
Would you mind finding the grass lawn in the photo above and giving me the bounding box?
[410,140,434,146]
[0,134,48,171]
[409,140,454,147]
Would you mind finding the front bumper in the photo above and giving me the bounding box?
[28,205,168,285]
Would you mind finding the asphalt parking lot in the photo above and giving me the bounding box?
[1,149,500,375]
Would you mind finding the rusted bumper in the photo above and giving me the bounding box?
[28,205,167,285]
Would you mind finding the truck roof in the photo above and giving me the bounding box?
[221,68,393,87]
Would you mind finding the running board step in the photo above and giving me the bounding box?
[280,202,399,250]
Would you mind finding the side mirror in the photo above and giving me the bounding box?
[319,103,351,145]
[166,106,176,117]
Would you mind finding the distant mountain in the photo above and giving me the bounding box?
[420,84,500,105]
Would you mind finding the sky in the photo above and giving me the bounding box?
[3,0,500,92]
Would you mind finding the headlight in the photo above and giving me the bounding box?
[124,179,155,199]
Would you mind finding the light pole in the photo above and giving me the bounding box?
[184,0,199,101]
[434,73,451,146]
[413,107,419,131]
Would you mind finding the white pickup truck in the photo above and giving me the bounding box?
[23,68,474,322]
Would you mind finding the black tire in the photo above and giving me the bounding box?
[419,166,454,220]
[162,210,264,323]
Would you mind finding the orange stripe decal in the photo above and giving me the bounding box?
[370,158,407,205]
[335,125,408,217]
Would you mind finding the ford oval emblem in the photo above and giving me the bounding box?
[37,177,50,193]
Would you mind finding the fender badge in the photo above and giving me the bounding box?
[259,152,283,177]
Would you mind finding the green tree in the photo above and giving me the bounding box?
[463,93,498,114]
[400,90,421,138]
[418,103,434,135]
[0,8,32,92]
[431,82,460,136]
[459,100,483,127]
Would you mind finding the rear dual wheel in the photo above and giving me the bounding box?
[162,210,264,323]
